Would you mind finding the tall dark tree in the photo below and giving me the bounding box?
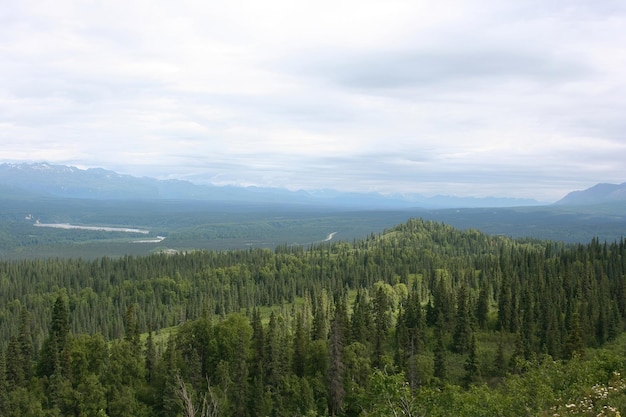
[372,286,390,369]
[475,285,489,330]
[328,308,345,417]
[433,313,447,383]
[565,312,585,358]
[37,294,70,378]
[50,295,70,350]
[463,334,479,387]
[292,311,308,378]
[5,336,24,388]
[453,284,473,354]
[312,292,329,341]
[0,350,7,415]
[145,325,157,383]
[18,308,33,382]
[497,274,512,332]
[264,312,285,390]
[124,304,141,356]
[432,276,454,329]
[350,290,373,346]
[494,338,507,377]
[249,308,268,417]
[396,291,425,389]
[232,331,250,417]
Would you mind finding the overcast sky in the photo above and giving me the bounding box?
[1,0,625,202]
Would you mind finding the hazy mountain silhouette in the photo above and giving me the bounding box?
[0,162,541,209]
[555,182,626,206]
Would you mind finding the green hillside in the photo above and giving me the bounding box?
[1,219,626,416]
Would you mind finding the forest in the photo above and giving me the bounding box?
[3,193,626,260]
[1,218,626,416]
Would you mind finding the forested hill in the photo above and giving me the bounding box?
[2,219,626,416]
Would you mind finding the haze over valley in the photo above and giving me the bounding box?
[1,162,624,259]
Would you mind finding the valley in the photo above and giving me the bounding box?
[2,196,625,259]
[2,163,625,260]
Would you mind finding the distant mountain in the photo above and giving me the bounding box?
[0,162,541,209]
[555,182,626,206]
[0,162,271,202]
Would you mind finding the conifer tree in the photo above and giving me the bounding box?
[231,331,250,417]
[494,338,507,377]
[249,308,268,417]
[159,337,182,416]
[50,294,70,351]
[312,292,329,341]
[293,311,308,378]
[0,350,7,415]
[475,285,489,330]
[124,304,141,356]
[497,275,512,332]
[432,276,454,329]
[372,286,390,369]
[433,313,447,383]
[453,284,472,354]
[5,336,24,389]
[463,334,479,387]
[264,312,283,389]
[18,308,33,382]
[328,310,345,417]
[396,291,425,388]
[145,325,156,383]
[37,294,70,378]
[350,290,373,346]
[509,332,526,372]
[565,312,585,358]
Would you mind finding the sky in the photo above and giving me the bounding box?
[1,0,625,202]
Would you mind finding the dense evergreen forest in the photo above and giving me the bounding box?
[1,218,626,416]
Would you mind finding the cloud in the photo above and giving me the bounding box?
[290,47,588,91]
[1,0,625,202]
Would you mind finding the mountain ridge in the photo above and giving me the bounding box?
[0,162,542,209]
[555,182,626,206]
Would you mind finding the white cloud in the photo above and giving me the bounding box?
[1,0,625,201]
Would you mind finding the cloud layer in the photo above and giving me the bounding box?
[1,0,625,201]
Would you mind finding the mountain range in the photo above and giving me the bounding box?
[555,182,626,206]
[0,162,542,209]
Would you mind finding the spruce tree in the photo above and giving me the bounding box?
[475,285,489,330]
[328,311,345,417]
[5,336,24,388]
[0,350,7,415]
[50,294,70,351]
[497,275,512,332]
[565,312,585,358]
[463,334,479,387]
[433,313,447,383]
[494,338,507,377]
[292,312,307,378]
[144,325,156,383]
[372,286,389,369]
[350,290,373,346]
[37,294,70,378]
[453,284,472,354]
[18,308,33,382]
[124,304,141,356]
[231,331,250,417]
